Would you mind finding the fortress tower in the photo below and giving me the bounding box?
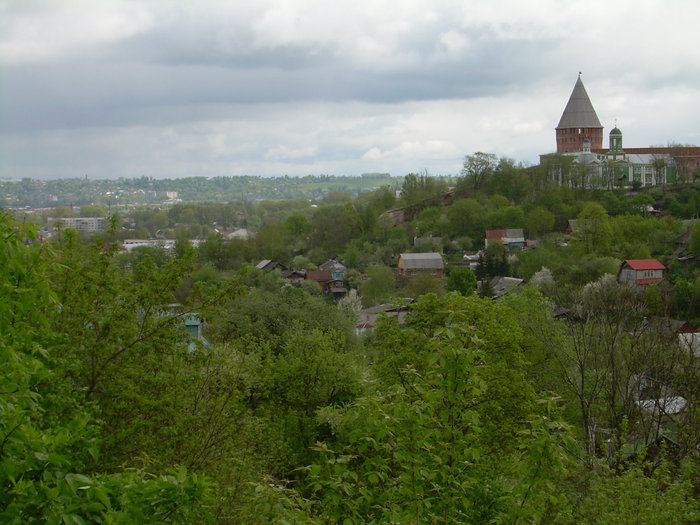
[555,74,603,153]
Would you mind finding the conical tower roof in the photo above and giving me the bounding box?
[556,75,602,129]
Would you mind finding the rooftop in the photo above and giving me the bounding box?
[556,75,603,129]
[624,259,666,271]
[399,252,444,269]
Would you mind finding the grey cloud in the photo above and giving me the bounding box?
[114,23,335,70]
[3,1,699,179]
[2,27,555,134]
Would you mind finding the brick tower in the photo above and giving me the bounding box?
[555,74,603,153]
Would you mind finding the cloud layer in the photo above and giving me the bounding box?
[2,0,699,179]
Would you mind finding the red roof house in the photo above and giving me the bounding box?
[485,229,525,249]
[618,259,665,286]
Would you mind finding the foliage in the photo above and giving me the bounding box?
[308,203,363,256]
[0,211,212,523]
[338,289,362,324]
[360,265,396,307]
[531,266,556,294]
[401,271,446,298]
[209,284,356,351]
[574,202,613,255]
[400,171,448,208]
[487,157,534,203]
[300,293,576,523]
[482,242,509,278]
[572,456,700,524]
[690,220,700,253]
[457,152,498,194]
[526,206,556,237]
[300,278,323,295]
[7,158,700,522]
[447,267,477,295]
[2,174,400,208]
[413,206,449,236]
[446,197,481,238]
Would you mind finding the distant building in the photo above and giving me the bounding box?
[355,322,374,336]
[49,216,106,232]
[283,269,306,285]
[555,74,603,153]
[414,236,443,251]
[358,301,413,327]
[184,313,204,339]
[319,257,347,280]
[397,252,444,277]
[541,74,700,188]
[618,259,665,286]
[305,270,346,299]
[487,276,524,299]
[484,229,525,249]
[255,259,286,271]
[122,239,173,252]
[226,228,255,240]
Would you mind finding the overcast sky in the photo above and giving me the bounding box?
[2,0,699,180]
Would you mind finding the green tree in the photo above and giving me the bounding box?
[302,293,575,523]
[573,457,700,524]
[79,204,107,217]
[285,214,310,236]
[404,271,445,298]
[483,242,509,278]
[413,206,448,236]
[361,265,395,307]
[174,233,194,259]
[446,198,482,237]
[400,171,447,207]
[488,157,532,203]
[690,221,700,253]
[49,237,196,402]
[0,211,212,523]
[457,152,498,194]
[308,204,362,255]
[300,278,323,295]
[255,222,292,264]
[447,267,477,295]
[338,289,362,324]
[574,202,613,255]
[484,205,525,230]
[526,206,556,238]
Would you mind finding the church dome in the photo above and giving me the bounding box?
[610,127,622,135]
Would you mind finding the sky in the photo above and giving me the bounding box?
[1,0,700,180]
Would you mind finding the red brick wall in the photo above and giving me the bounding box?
[556,127,603,153]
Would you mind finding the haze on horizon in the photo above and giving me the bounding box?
[1,0,699,180]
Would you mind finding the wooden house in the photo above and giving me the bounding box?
[617,259,665,286]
